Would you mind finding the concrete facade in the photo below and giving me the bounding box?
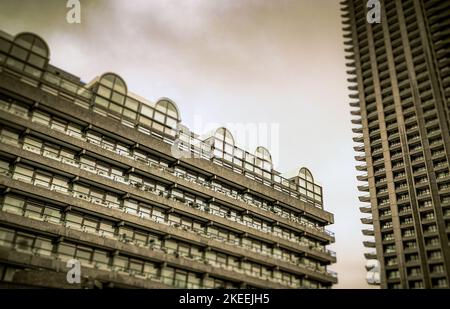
[0,29,336,288]
[342,0,450,288]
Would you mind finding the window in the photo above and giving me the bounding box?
[2,195,24,214]
[174,270,188,288]
[95,73,130,119]
[76,246,93,265]
[24,203,43,220]
[93,250,109,268]
[15,234,34,253]
[0,127,19,145]
[113,255,128,270]
[214,128,235,161]
[33,172,51,188]
[34,237,53,256]
[0,228,14,248]
[66,213,83,230]
[31,110,50,125]
[13,165,33,183]
[255,146,272,172]
[4,33,48,78]
[129,259,144,274]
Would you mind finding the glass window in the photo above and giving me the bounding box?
[28,53,45,68]
[166,117,177,128]
[76,247,92,263]
[34,237,52,256]
[123,108,136,120]
[113,256,128,269]
[125,98,139,111]
[93,250,109,265]
[154,111,165,123]
[152,122,164,132]
[23,137,42,149]
[113,79,126,94]
[15,234,34,253]
[6,57,24,71]
[129,259,143,273]
[178,244,190,256]
[0,228,14,248]
[66,213,83,227]
[11,45,27,60]
[100,74,114,88]
[118,227,134,239]
[34,173,51,187]
[31,111,50,125]
[24,65,41,77]
[245,153,255,163]
[143,262,158,276]
[139,115,152,127]
[109,102,123,114]
[161,267,174,285]
[141,105,153,118]
[60,80,77,93]
[99,222,115,238]
[187,273,201,288]
[2,195,24,214]
[97,85,111,98]
[0,153,12,167]
[50,118,67,132]
[0,38,11,53]
[13,166,33,183]
[24,203,43,220]
[111,92,124,105]
[95,96,109,108]
[43,206,61,222]
[174,270,187,288]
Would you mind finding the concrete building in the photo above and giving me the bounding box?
[0,30,337,289]
[341,0,450,288]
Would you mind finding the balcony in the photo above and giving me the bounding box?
[351,118,362,125]
[374,168,386,176]
[361,217,373,225]
[399,207,412,216]
[360,205,372,214]
[375,178,387,186]
[392,163,405,172]
[356,164,368,172]
[363,241,376,248]
[370,129,381,137]
[354,144,365,152]
[364,252,377,259]
[351,110,361,116]
[353,135,364,143]
[355,155,366,162]
[352,127,363,134]
[359,195,371,203]
[397,196,411,205]
[357,174,368,181]
[362,228,375,236]
[358,184,369,192]
[405,259,420,266]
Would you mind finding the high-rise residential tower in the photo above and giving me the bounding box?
[0,30,337,288]
[341,0,450,288]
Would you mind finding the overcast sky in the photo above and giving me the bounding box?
[0,0,375,288]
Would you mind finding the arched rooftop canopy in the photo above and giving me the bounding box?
[99,73,127,94]
[299,167,314,182]
[255,146,272,163]
[14,32,49,58]
[155,98,181,121]
[214,127,235,146]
